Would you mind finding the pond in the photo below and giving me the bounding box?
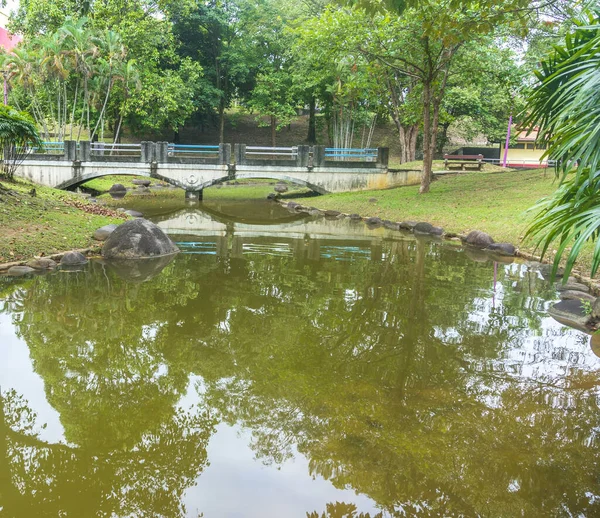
[1,198,599,517]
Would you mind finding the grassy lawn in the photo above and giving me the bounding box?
[388,159,509,173]
[0,179,125,264]
[99,182,312,208]
[302,168,559,249]
[80,175,161,192]
[82,175,292,193]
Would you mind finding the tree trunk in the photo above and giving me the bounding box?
[399,124,419,164]
[271,115,276,147]
[430,97,443,162]
[420,80,433,194]
[218,101,225,144]
[307,96,316,143]
[437,122,451,156]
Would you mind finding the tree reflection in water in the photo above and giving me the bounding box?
[1,233,599,516]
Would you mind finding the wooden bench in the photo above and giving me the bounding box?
[443,154,484,171]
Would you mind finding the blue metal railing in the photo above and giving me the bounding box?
[16,141,66,154]
[325,148,377,161]
[168,144,220,156]
[40,141,65,153]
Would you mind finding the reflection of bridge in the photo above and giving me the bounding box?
[15,141,422,197]
[156,207,413,261]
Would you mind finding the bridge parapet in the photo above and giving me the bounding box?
[16,141,408,195]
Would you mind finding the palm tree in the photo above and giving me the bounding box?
[2,48,51,140]
[59,17,99,140]
[523,11,600,278]
[111,59,140,145]
[90,29,126,142]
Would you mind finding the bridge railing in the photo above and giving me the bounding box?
[245,146,298,159]
[325,148,378,162]
[18,140,389,170]
[91,142,141,157]
[167,144,220,158]
[16,141,66,155]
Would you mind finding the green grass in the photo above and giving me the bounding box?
[80,175,161,192]
[0,178,125,263]
[99,182,312,208]
[301,168,559,251]
[388,159,509,173]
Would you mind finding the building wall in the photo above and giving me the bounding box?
[506,143,548,166]
[0,10,21,50]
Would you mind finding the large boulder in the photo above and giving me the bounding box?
[274,183,288,194]
[109,183,127,193]
[93,224,119,241]
[6,265,35,277]
[463,230,494,249]
[60,251,88,267]
[399,221,417,231]
[102,219,179,260]
[486,242,516,256]
[556,279,590,293]
[413,222,434,235]
[132,179,151,187]
[26,258,57,270]
[549,299,591,333]
[383,220,401,231]
[124,209,144,218]
[539,264,566,281]
[560,290,596,304]
[365,217,383,227]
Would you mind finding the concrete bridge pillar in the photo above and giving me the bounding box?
[234,144,246,166]
[141,141,154,163]
[313,145,326,167]
[64,141,77,161]
[377,147,389,168]
[185,190,203,202]
[296,145,310,168]
[219,143,231,165]
[78,141,91,162]
[155,142,169,163]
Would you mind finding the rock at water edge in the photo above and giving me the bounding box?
[102,219,179,259]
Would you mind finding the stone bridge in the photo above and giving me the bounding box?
[15,141,422,198]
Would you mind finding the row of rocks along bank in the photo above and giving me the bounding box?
[275,199,600,336]
[2,217,179,282]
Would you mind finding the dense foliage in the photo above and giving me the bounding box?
[0,105,42,180]
[524,10,600,278]
[1,0,580,182]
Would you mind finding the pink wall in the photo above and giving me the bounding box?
[0,26,21,51]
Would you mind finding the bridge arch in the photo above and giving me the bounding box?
[55,170,328,194]
[232,173,328,195]
[57,170,160,191]
[183,173,327,195]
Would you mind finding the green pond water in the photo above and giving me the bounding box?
[1,199,600,517]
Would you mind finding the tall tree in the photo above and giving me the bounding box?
[169,0,254,142]
[344,0,562,192]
